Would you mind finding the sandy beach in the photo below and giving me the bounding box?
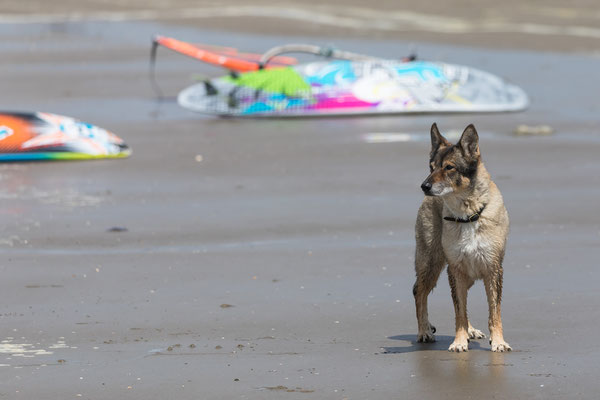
[1,1,600,398]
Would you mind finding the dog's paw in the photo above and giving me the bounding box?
[491,340,512,352]
[468,326,486,340]
[417,324,436,343]
[417,331,436,343]
[448,340,469,352]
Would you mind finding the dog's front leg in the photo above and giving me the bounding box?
[467,280,486,340]
[413,255,444,343]
[448,265,471,352]
[484,267,512,352]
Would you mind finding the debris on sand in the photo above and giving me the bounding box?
[514,124,554,136]
[266,386,289,391]
[262,386,315,393]
[220,304,234,308]
[107,226,128,232]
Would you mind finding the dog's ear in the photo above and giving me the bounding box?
[458,124,480,158]
[430,123,450,155]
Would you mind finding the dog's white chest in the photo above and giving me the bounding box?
[443,222,495,280]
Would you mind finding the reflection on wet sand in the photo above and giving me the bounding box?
[381,333,519,396]
[0,337,73,367]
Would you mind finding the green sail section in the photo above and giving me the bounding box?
[225,67,311,97]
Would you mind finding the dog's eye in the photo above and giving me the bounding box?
[445,165,455,171]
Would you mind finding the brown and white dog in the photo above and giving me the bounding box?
[413,123,511,352]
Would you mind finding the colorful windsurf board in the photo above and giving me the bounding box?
[177,60,529,117]
[0,112,131,161]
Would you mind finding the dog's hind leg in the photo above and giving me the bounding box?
[448,265,472,352]
[413,198,445,343]
[413,252,445,343]
[466,281,486,340]
[484,266,512,352]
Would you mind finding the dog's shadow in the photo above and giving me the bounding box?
[382,334,486,354]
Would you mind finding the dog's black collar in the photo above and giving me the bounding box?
[444,205,486,223]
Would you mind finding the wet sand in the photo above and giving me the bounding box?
[1,2,600,399]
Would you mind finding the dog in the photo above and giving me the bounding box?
[412,123,511,352]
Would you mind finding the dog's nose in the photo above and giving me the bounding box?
[421,182,432,193]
